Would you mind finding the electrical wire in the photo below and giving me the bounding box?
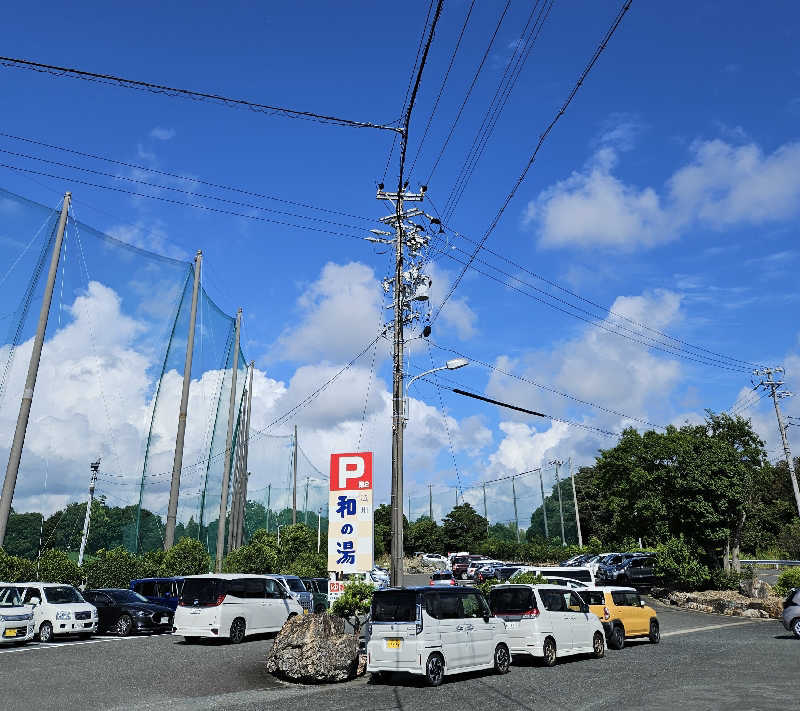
[432,0,634,324]
[0,56,401,133]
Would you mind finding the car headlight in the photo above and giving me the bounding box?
[55,611,72,620]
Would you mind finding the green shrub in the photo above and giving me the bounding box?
[83,547,142,589]
[774,567,800,596]
[222,538,277,574]
[280,553,326,578]
[777,519,800,559]
[160,538,210,577]
[0,548,36,582]
[709,568,741,591]
[37,549,82,587]
[330,581,374,634]
[653,537,710,591]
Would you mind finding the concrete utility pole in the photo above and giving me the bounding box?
[754,367,800,517]
[304,478,309,525]
[292,424,298,525]
[551,460,566,546]
[375,183,429,588]
[265,484,271,533]
[538,469,549,539]
[429,484,433,520]
[483,482,488,532]
[164,250,202,550]
[0,192,70,548]
[317,507,322,553]
[78,460,100,566]
[215,308,241,572]
[512,476,520,543]
[568,458,583,548]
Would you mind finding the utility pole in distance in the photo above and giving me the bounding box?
[568,457,583,547]
[0,192,71,548]
[292,424,298,525]
[538,469,549,539]
[78,459,100,566]
[550,459,566,546]
[512,475,520,542]
[429,484,433,520]
[754,367,800,517]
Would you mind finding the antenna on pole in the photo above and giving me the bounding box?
[78,459,100,566]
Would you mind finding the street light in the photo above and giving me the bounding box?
[391,357,469,587]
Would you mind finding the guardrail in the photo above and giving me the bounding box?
[739,559,800,568]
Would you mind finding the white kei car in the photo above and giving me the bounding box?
[0,584,34,644]
[18,583,97,642]
[367,586,511,686]
[488,584,605,665]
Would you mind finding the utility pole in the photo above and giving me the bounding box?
[215,308,241,572]
[0,192,70,548]
[164,250,202,550]
[408,495,411,522]
[304,477,309,526]
[375,183,429,588]
[512,476,520,543]
[429,484,433,520]
[78,460,100,566]
[317,507,322,553]
[292,424,298,525]
[538,469,549,539]
[754,367,800,517]
[265,484,271,533]
[568,458,583,548]
[551,459,566,546]
[483,482,488,532]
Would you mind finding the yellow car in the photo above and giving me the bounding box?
[581,587,660,649]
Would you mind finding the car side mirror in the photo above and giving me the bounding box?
[29,597,40,607]
[640,600,646,607]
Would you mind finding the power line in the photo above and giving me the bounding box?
[425,0,512,184]
[432,0,634,324]
[0,131,376,223]
[0,56,401,133]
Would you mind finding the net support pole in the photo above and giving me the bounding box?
[164,250,202,550]
[215,307,241,572]
[569,458,583,547]
[539,469,549,539]
[235,363,254,548]
[555,461,566,546]
[0,192,70,548]
[292,424,297,524]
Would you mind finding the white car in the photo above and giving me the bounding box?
[466,560,502,580]
[367,586,511,686]
[173,574,303,643]
[488,584,605,665]
[542,576,589,589]
[511,565,596,586]
[0,584,34,644]
[18,582,97,642]
[422,554,448,565]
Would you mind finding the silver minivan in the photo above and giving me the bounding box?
[366,586,511,686]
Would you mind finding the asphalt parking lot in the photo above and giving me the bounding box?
[2,593,795,711]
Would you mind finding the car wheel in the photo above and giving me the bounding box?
[649,620,660,644]
[494,644,510,674]
[370,671,390,684]
[592,631,605,658]
[229,617,246,644]
[38,621,53,643]
[609,624,625,650]
[425,652,445,686]
[115,614,133,637]
[542,637,557,667]
[791,618,800,640]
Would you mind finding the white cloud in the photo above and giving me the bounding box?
[149,127,176,141]
[527,132,800,249]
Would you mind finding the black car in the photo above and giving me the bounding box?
[82,588,174,636]
[599,555,656,587]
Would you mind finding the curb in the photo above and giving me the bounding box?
[648,595,779,623]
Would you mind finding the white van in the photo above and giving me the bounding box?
[366,586,511,686]
[0,584,34,644]
[18,583,97,642]
[511,565,595,586]
[488,584,605,666]
[173,574,303,643]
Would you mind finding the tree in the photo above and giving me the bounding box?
[373,504,407,556]
[406,516,442,554]
[37,549,81,587]
[83,547,143,589]
[222,532,277,574]
[161,537,210,576]
[441,503,488,552]
[330,581,374,635]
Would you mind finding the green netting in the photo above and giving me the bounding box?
[405,463,582,545]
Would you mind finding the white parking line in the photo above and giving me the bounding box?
[0,635,148,655]
[660,621,754,637]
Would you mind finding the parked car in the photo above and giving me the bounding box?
[467,560,502,580]
[270,575,313,613]
[82,588,173,636]
[300,577,330,613]
[18,582,97,642]
[781,587,800,639]
[173,574,302,643]
[542,576,590,589]
[560,553,592,567]
[0,584,34,645]
[598,556,656,587]
[130,577,184,611]
[371,568,390,586]
[451,555,472,580]
[581,586,659,649]
[422,553,448,566]
[489,584,604,666]
[512,566,595,586]
[429,570,457,586]
[366,586,511,686]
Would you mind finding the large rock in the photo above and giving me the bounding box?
[739,578,773,600]
[266,614,360,683]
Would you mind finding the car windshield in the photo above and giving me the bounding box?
[180,578,223,606]
[432,572,453,580]
[108,590,149,604]
[498,567,520,580]
[453,556,469,565]
[583,591,606,605]
[0,586,22,607]
[489,587,534,613]
[283,578,307,593]
[371,590,417,622]
[44,586,84,604]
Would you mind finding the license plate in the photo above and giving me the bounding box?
[386,639,402,649]
[303,609,308,615]
[4,629,17,637]
[160,616,168,624]
[83,623,92,628]
[505,621,519,629]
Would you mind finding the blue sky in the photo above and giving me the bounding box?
[1,1,799,527]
